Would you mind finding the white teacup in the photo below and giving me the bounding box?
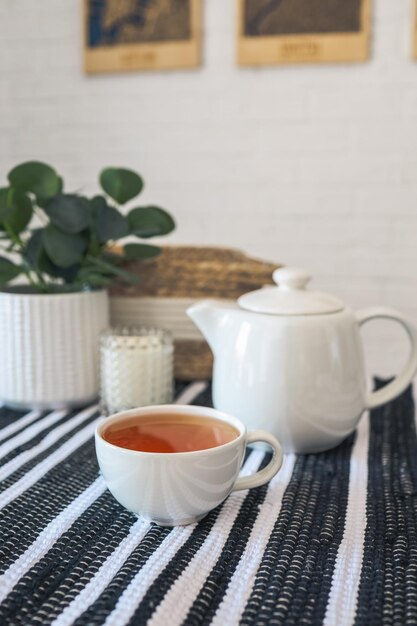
[95,404,283,526]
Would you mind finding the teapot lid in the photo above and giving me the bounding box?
[238,267,344,316]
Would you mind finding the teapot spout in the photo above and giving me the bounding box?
[186,299,231,353]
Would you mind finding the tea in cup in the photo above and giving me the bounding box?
[95,405,283,526]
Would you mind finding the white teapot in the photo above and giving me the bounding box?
[187,267,417,453]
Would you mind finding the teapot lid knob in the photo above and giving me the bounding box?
[238,266,344,315]
[273,267,311,291]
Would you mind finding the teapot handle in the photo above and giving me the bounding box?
[356,307,417,410]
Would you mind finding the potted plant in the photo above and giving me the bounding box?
[0,161,175,409]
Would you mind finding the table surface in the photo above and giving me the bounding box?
[0,380,416,626]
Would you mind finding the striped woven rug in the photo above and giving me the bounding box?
[0,380,416,626]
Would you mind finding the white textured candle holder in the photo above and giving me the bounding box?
[99,327,174,415]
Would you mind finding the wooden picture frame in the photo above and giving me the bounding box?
[414,0,417,59]
[237,0,371,66]
[84,0,201,74]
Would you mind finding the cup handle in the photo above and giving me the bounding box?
[232,430,283,492]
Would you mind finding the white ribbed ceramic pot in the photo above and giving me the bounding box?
[0,288,109,409]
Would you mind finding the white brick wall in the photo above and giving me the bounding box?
[1,0,417,378]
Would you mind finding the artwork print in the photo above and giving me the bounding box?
[414,1,417,59]
[238,0,371,65]
[84,0,201,73]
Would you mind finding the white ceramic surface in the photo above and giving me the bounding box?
[239,267,344,315]
[0,289,109,409]
[187,267,417,454]
[95,405,283,526]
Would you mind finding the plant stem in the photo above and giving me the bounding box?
[3,225,46,291]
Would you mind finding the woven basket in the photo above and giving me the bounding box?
[109,246,280,380]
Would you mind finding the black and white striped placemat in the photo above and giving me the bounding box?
[0,379,416,626]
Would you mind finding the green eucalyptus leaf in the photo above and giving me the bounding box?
[49,263,81,283]
[36,176,64,208]
[123,243,161,260]
[91,195,128,243]
[44,194,90,234]
[0,256,22,285]
[25,229,56,275]
[87,254,139,284]
[1,188,33,233]
[24,229,43,267]
[0,188,13,223]
[0,188,8,207]
[76,271,111,288]
[127,206,175,238]
[99,168,143,205]
[8,161,61,202]
[89,195,104,216]
[23,229,62,277]
[43,225,87,268]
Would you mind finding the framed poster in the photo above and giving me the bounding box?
[84,0,201,74]
[237,0,371,66]
[414,1,417,59]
